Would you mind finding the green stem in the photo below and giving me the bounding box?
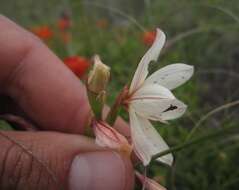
[87,90,105,120]
[106,100,120,126]
[106,86,128,126]
[151,125,238,162]
[186,100,239,141]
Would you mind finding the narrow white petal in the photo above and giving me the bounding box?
[159,99,187,120]
[131,96,187,121]
[129,110,173,166]
[130,84,186,121]
[145,64,194,90]
[131,99,172,121]
[129,29,166,93]
[133,83,175,99]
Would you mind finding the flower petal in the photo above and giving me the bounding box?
[129,110,173,166]
[129,28,166,94]
[159,99,187,120]
[130,84,187,121]
[135,171,166,190]
[145,64,194,90]
[94,121,132,154]
[133,83,175,100]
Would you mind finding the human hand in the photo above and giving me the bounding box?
[0,15,134,190]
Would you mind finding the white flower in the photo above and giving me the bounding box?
[127,28,194,166]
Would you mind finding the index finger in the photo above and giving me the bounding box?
[0,15,131,138]
[0,15,91,133]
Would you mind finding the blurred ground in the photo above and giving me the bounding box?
[0,0,239,189]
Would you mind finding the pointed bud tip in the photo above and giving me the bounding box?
[87,55,111,93]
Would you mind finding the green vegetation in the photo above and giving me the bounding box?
[1,0,239,189]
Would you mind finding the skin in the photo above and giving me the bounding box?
[0,15,134,190]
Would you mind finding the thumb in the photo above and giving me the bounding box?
[0,131,134,190]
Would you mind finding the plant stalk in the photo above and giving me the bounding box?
[151,125,238,163]
[106,86,128,126]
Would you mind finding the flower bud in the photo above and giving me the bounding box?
[87,55,110,94]
[93,120,132,156]
[87,55,110,120]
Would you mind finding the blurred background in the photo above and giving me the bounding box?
[1,0,239,189]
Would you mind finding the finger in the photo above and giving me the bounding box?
[0,131,134,190]
[0,15,131,137]
[0,15,90,133]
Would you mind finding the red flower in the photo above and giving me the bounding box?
[58,11,72,31]
[57,14,72,44]
[64,56,90,77]
[58,18,71,31]
[142,30,156,46]
[31,26,53,40]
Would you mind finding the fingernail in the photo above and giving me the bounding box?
[69,151,128,190]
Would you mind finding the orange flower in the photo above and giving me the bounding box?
[58,18,71,31]
[57,13,72,44]
[31,26,53,40]
[142,30,156,46]
[64,56,90,77]
[96,18,108,29]
[58,11,71,31]
[60,32,71,44]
